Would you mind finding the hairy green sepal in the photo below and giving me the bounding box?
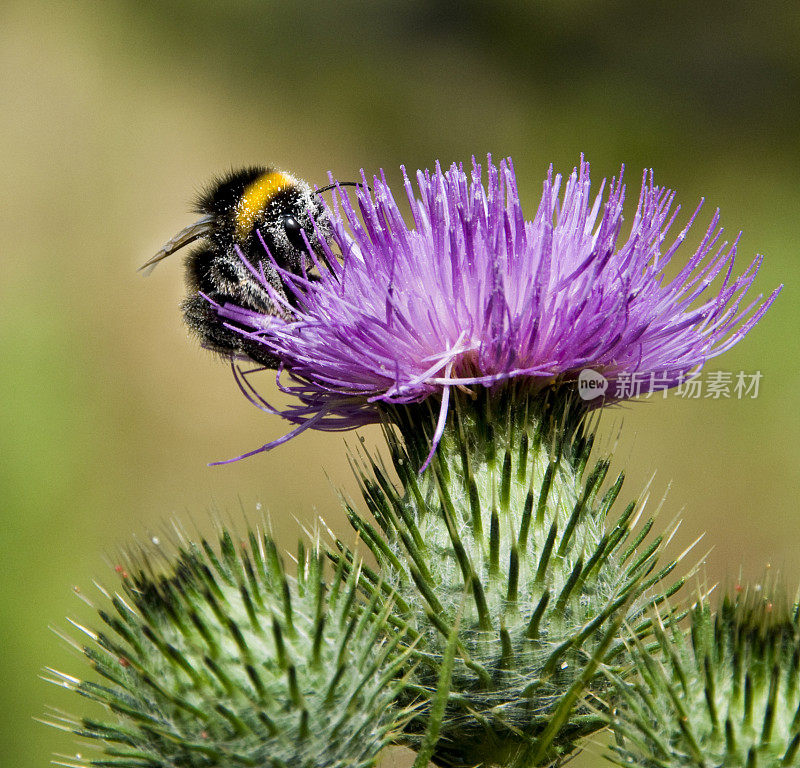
[333,385,686,767]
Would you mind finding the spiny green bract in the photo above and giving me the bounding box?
[608,585,800,768]
[333,386,690,768]
[44,528,412,768]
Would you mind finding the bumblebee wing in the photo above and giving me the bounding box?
[139,215,215,273]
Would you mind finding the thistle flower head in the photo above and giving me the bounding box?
[44,528,412,768]
[216,156,780,456]
[608,583,800,768]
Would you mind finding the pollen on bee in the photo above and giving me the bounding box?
[235,171,295,241]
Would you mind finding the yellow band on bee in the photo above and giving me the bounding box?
[235,171,295,241]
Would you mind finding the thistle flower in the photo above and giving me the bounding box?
[216,156,780,457]
[44,528,412,768]
[607,585,800,768]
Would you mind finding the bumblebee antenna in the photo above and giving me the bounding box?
[315,181,371,195]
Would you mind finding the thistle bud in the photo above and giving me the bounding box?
[44,528,412,768]
[608,583,800,768]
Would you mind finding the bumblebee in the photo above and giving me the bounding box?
[142,166,342,367]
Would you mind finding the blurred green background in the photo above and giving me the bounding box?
[1,2,798,766]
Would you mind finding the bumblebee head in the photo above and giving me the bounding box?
[141,166,331,273]
[229,169,328,272]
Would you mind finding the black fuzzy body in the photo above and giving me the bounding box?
[180,167,328,367]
